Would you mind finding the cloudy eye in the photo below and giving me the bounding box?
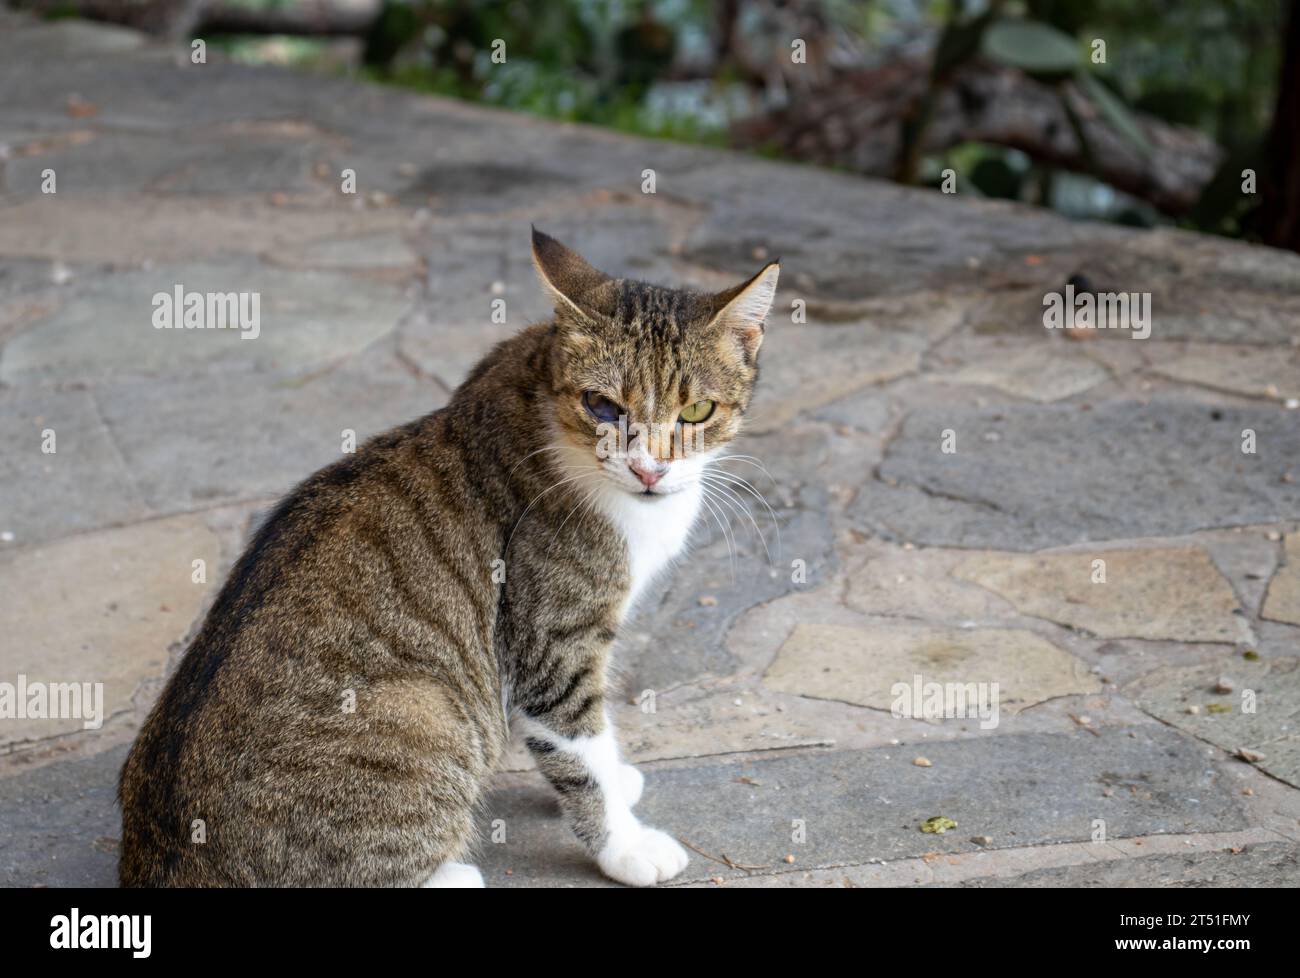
[679,399,715,424]
[582,391,623,424]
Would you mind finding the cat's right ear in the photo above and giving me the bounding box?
[531,227,610,323]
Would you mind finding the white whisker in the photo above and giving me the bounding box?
[506,444,567,482]
[548,476,604,549]
[703,464,782,559]
[700,476,772,564]
[713,453,778,485]
[697,490,737,583]
[506,468,600,555]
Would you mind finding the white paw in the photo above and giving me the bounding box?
[422,861,485,888]
[597,825,689,887]
[619,762,645,806]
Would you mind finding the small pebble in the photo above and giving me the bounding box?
[698,595,718,607]
[783,854,795,864]
[971,836,993,846]
[1214,677,1234,694]
[1236,748,1266,763]
[913,757,932,768]
[1186,705,1200,715]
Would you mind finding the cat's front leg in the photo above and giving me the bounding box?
[618,760,644,806]
[519,709,687,886]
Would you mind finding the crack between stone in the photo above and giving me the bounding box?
[1129,708,1300,792]
[87,388,147,509]
[0,706,135,758]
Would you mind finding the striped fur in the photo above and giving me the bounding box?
[117,229,777,887]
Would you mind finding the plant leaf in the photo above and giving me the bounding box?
[981,18,1081,76]
[1077,71,1153,158]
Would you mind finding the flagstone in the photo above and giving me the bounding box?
[1126,656,1300,787]
[1262,533,1300,627]
[762,621,1099,717]
[0,514,219,750]
[931,344,1110,402]
[1151,344,1300,401]
[953,546,1249,644]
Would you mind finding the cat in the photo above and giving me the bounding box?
[118,228,779,887]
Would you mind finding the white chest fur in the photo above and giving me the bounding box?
[593,482,702,615]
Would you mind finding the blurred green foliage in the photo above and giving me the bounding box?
[359,0,729,142]
[209,0,1288,235]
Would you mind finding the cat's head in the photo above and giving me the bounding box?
[533,227,778,500]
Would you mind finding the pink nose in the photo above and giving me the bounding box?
[628,459,665,488]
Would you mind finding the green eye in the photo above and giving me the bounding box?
[679,400,715,424]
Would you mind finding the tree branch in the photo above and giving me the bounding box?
[732,59,1223,217]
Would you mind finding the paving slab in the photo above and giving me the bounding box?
[0,745,124,888]
[3,127,330,197]
[746,322,927,434]
[1,724,1239,888]
[0,387,150,546]
[867,401,1300,549]
[0,260,410,385]
[93,347,442,515]
[953,546,1249,644]
[929,342,1111,403]
[0,514,220,751]
[948,840,1300,887]
[840,541,1021,622]
[1126,657,1300,788]
[1151,344,1300,402]
[1262,532,1300,626]
[475,724,1247,886]
[0,195,413,265]
[963,230,1300,346]
[762,621,1099,716]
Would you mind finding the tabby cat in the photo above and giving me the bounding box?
[118,228,779,887]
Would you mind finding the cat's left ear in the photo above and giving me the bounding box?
[708,261,780,359]
[531,226,611,323]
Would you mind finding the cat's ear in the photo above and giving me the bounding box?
[531,227,610,322]
[708,261,780,359]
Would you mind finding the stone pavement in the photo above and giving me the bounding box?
[2,13,1299,888]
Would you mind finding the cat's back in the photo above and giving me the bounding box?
[119,408,510,887]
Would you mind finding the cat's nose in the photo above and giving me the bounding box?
[628,459,666,488]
